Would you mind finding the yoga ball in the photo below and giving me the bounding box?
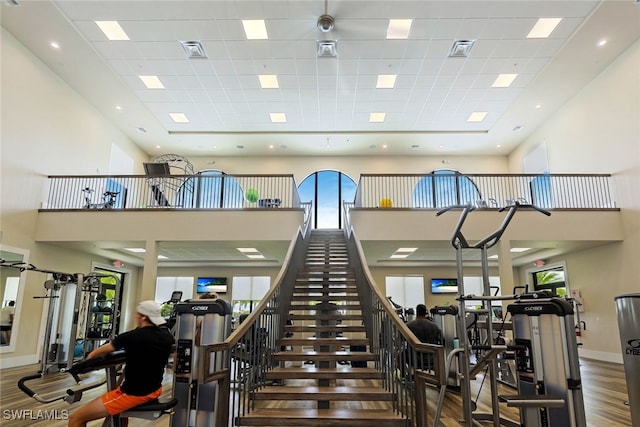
[246,188,259,203]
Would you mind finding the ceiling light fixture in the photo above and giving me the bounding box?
[270,112,287,123]
[386,19,412,39]
[124,247,146,253]
[527,18,562,38]
[242,20,268,39]
[50,41,60,49]
[492,73,518,88]
[369,112,386,123]
[169,113,190,123]
[376,74,397,89]
[467,112,488,122]
[139,75,165,89]
[597,39,607,47]
[259,75,279,88]
[95,21,130,41]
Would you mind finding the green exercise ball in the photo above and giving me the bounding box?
[245,188,259,203]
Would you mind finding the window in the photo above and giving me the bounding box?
[231,276,270,319]
[179,170,243,208]
[298,170,357,229]
[413,170,481,208]
[385,276,425,309]
[155,277,194,303]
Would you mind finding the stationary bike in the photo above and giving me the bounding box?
[82,187,119,209]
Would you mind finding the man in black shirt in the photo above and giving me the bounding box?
[405,304,442,370]
[68,300,174,427]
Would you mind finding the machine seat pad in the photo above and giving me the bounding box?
[129,397,178,412]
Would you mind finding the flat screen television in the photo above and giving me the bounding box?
[196,277,227,294]
[431,278,458,294]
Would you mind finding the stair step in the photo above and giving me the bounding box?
[236,409,406,427]
[285,325,366,333]
[266,367,383,380]
[253,386,394,401]
[273,351,375,362]
[289,304,362,311]
[278,337,369,346]
[289,314,363,321]
[291,295,360,301]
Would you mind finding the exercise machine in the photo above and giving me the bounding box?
[82,187,119,209]
[434,201,559,427]
[430,305,461,390]
[615,293,640,427]
[18,350,177,426]
[502,293,586,426]
[172,299,233,427]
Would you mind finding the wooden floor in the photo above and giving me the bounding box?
[0,358,631,426]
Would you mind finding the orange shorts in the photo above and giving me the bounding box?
[101,386,162,416]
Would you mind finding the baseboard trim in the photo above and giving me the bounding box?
[0,354,39,369]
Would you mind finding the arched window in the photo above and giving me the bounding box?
[412,170,481,208]
[179,170,243,208]
[298,170,357,229]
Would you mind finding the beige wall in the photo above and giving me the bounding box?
[510,40,640,362]
[1,28,638,366]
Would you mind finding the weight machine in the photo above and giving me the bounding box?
[433,201,586,427]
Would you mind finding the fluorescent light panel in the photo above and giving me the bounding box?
[527,18,562,38]
[369,112,386,123]
[396,247,417,253]
[95,21,130,41]
[376,74,397,89]
[242,20,268,39]
[139,75,165,89]
[169,113,190,123]
[386,19,412,39]
[270,112,287,123]
[390,254,409,259]
[259,75,279,88]
[492,74,518,88]
[246,254,265,259]
[510,247,531,253]
[467,112,487,122]
[124,248,145,253]
[237,248,259,253]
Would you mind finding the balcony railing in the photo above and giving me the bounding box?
[41,174,302,210]
[354,173,616,209]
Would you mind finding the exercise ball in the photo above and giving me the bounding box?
[379,197,393,208]
[245,188,259,203]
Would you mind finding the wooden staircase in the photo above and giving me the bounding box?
[236,229,405,427]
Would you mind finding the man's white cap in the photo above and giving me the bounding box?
[137,300,166,326]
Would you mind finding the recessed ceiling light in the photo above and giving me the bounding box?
[382,144,388,149]
[124,247,146,253]
[139,75,165,89]
[269,144,274,149]
[157,255,168,260]
[95,21,130,41]
[510,247,531,253]
[237,248,259,253]
[50,41,60,49]
[136,127,147,133]
[369,112,386,123]
[396,247,418,253]
[386,19,412,39]
[270,112,287,123]
[496,145,502,148]
[155,145,161,149]
[492,74,518,88]
[390,254,409,259]
[376,74,397,89]
[246,254,266,259]
[242,20,268,39]
[488,255,499,259]
[259,75,279,89]
[115,105,122,111]
[597,39,607,47]
[527,18,562,39]
[169,113,190,123]
[467,112,488,122]
[535,104,542,109]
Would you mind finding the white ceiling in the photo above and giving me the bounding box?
[3,0,639,158]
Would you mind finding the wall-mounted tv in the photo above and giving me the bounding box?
[431,278,458,294]
[196,277,228,294]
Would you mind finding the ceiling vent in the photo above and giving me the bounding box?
[180,41,207,59]
[448,39,476,58]
[317,40,337,58]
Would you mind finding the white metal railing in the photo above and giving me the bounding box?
[41,174,301,210]
[354,173,615,209]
